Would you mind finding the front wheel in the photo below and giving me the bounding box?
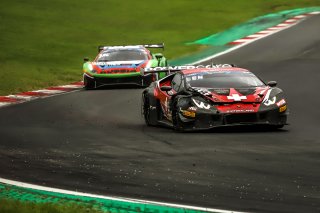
[172,102,185,132]
[83,75,95,90]
[142,93,152,126]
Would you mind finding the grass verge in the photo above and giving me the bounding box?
[0,198,103,213]
[0,1,320,95]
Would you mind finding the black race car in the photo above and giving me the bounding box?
[141,65,288,131]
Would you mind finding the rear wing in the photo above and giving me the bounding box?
[142,64,236,80]
[98,43,164,52]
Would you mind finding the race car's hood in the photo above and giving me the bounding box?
[94,60,145,67]
[192,87,272,113]
[92,60,147,74]
[193,86,269,103]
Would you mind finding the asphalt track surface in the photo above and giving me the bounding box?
[0,15,319,213]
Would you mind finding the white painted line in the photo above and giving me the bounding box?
[57,85,83,89]
[284,19,298,23]
[191,17,304,64]
[6,95,36,101]
[32,89,65,94]
[295,15,306,18]
[233,38,254,43]
[309,11,320,15]
[245,34,264,38]
[275,23,290,27]
[267,27,283,30]
[257,30,277,34]
[0,102,12,107]
[268,27,284,31]
[0,178,245,213]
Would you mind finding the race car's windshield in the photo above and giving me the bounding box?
[97,49,148,62]
[185,71,265,88]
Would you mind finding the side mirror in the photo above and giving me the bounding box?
[160,86,172,91]
[267,81,277,87]
[84,57,89,62]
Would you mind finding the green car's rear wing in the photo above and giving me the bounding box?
[98,43,164,52]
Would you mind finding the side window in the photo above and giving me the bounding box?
[171,74,182,92]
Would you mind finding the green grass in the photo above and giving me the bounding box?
[0,198,103,213]
[0,0,320,95]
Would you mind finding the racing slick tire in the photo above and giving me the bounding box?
[142,92,156,126]
[172,97,186,132]
[172,110,185,132]
[83,75,95,90]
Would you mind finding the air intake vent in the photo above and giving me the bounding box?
[235,88,256,95]
[211,89,230,95]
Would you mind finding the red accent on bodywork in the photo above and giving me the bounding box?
[216,103,261,113]
[207,87,268,103]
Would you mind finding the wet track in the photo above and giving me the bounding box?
[1,15,320,213]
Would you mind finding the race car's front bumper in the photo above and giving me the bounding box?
[85,73,154,87]
[179,108,288,131]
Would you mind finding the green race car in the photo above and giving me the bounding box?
[83,43,167,89]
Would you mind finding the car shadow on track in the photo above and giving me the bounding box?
[141,123,289,134]
[197,125,289,134]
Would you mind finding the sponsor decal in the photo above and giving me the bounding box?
[192,99,210,109]
[262,89,277,106]
[180,110,196,118]
[227,94,247,101]
[264,97,276,106]
[98,53,110,58]
[187,106,197,111]
[144,64,233,72]
[100,69,137,74]
[192,87,211,96]
[92,60,143,66]
[276,99,286,107]
[279,105,287,112]
[226,109,255,113]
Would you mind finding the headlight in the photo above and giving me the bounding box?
[87,64,97,73]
